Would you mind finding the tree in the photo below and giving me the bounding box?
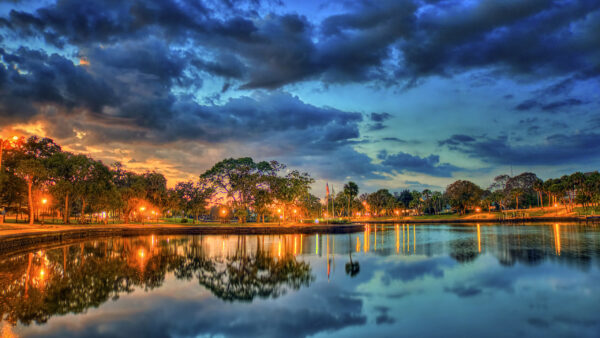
[174,180,214,223]
[445,180,483,214]
[505,172,540,209]
[14,159,47,224]
[12,137,61,224]
[366,189,395,216]
[111,163,149,223]
[47,152,92,223]
[270,170,314,222]
[201,158,281,223]
[396,190,413,209]
[343,181,359,217]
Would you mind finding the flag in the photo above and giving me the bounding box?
[326,183,330,196]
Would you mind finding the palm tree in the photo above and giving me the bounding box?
[343,181,359,217]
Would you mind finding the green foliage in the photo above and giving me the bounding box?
[445,180,484,214]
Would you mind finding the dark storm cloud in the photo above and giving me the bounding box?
[515,97,586,112]
[366,112,392,131]
[3,0,598,89]
[0,47,116,121]
[1,0,599,182]
[438,134,475,146]
[540,98,585,111]
[378,150,461,177]
[439,132,600,165]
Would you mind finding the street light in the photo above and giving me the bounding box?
[277,208,282,225]
[140,206,146,225]
[41,198,48,225]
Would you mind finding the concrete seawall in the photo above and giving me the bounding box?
[361,217,599,224]
[0,223,365,256]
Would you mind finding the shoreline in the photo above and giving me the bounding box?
[360,216,600,224]
[0,223,364,255]
[1,216,598,255]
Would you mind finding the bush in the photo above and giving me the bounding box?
[180,218,188,223]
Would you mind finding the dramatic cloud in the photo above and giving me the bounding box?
[378,150,461,177]
[439,133,600,166]
[1,0,599,187]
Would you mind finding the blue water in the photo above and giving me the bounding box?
[1,223,599,337]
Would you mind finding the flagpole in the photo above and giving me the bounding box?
[332,186,335,218]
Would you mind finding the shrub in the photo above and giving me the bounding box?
[180,218,188,223]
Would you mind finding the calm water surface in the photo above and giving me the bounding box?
[1,224,599,337]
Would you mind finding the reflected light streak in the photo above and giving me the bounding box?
[407,224,410,253]
[554,224,561,256]
[477,224,481,253]
[395,225,399,254]
[374,225,377,251]
[413,225,416,252]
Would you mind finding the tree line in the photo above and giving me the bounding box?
[0,136,317,224]
[2,136,599,224]
[335,171,600,217]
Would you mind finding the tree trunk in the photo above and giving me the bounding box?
[27,180,33,225]
[80,199,86,224]
[64,193,69,224]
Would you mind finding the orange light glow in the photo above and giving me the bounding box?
[79,58,90,66]
[477,224,481,253]
[554,224,561,255]
[41,198,47,204]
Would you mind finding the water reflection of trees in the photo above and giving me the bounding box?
[366,224,600,269]
[0,235,313,326]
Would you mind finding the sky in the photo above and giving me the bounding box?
[0,0,599,194]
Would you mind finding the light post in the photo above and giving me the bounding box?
[41,198,47,225]
[140,206,146,225]
[293,209,297,223]
[277,208,282,226]
[220,208,227,223]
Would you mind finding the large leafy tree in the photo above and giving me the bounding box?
[174,180,214,223]
[366,189,395,216]
[47,152,92,223]
[200,158,282,223]
[111,163,150,223]
[12,137,61,224]
[445,180,483,214]
[270,170,314,221]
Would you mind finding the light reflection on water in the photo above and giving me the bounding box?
[1,223,599,338]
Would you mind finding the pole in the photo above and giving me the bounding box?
[332,186,335,218]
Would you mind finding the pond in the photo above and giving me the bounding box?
[1,223,599,337]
